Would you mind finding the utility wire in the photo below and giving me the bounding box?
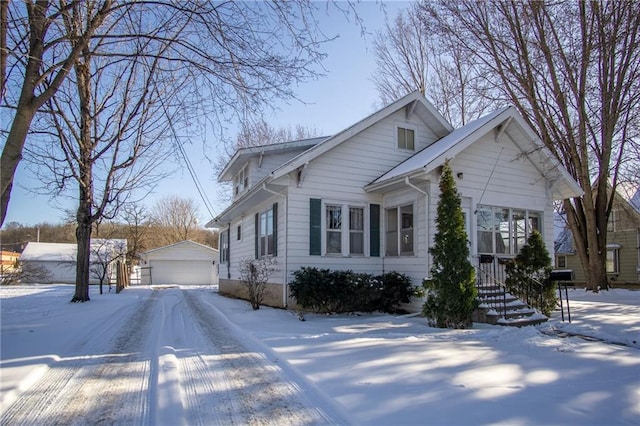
[155,91,217,220]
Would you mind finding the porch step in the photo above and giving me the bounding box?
[475,286,548,327]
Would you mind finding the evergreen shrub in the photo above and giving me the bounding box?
[422,160,477,328]
[505,230,556,316]
[289,267,415,313]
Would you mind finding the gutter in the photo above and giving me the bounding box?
[404,176,431,280]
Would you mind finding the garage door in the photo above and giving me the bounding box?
[150,260,214,285]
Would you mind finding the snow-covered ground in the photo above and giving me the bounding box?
[1,284,638,425]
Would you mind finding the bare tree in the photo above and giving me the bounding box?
[120,203,149,265]
[1,1,115,226]
[1,262,52,286]
[89,239,127,294]
[150,196,200,245]
[421,0,640,291]
[1,0,336,228]
[5,1,338,302]
[372,5,492,126]
[238,256,276,310]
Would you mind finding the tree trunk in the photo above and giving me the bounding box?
[71,55,94,303]
[72,217,92,302]
[0,99,37,226]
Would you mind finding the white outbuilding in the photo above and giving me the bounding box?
[19,240,127,284]
[138,240,218,286]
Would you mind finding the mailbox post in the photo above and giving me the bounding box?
[550,269,574,322]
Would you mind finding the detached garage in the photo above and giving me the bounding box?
[139,240,218,286]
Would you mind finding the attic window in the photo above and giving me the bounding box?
[397,126,415,151]
[234,165,248,196]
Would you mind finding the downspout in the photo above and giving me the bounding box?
[262,183,288,307]
[404,176,430,278]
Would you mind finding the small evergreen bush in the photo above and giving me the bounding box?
[289,267,415,313]
[505,230,556,316]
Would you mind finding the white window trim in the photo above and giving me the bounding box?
[220,229,229,263]
[384,202,416,257]
[258,206,274,258]
[233,164,249,197]
[395,123,417,152]
[476,205,543,256]
[321,201,369,257]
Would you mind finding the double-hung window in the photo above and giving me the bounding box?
[606,247,619,274]
[385,204,414,256]
[326,205,342,254]
[255,203,277,258]
[324,204,366,256]
[349,207,364,255]
[258,208,274,257]
[234,165,248,196]
[220,230,229,263]
[397,126,415,151]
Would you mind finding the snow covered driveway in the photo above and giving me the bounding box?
[0,286,343,425]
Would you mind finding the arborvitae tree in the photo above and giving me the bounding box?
[505,230,555,316]
[423,160,477,328]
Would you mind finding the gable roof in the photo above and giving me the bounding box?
[364,106,583,200]
[20,242,76,262]
[219,137,328,181]
[368,106,509,186]
[209,92,453,226]
[630,188,640,213]
[269,91,453,181]
[19,240,127,262]
[140,240,218,257]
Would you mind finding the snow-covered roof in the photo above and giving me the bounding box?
[369,107,509,185]
[19,240,127,262]
[140,240,218,257]
[219,137,328,181]
[365,106,583,200]
[20,242,76,262]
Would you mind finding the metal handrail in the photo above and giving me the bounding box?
[475,265,508,319]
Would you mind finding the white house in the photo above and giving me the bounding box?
[138,240,218,286]
[207,91,583,311]
[20,240,127,284]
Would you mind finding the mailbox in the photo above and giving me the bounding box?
[550,269,574,282]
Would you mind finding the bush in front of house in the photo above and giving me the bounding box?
[289,267,415,314]
[422,160,477,329]
[505,230,556,316]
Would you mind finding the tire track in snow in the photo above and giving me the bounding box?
[1,290,156,425]
[146,287,245,425]
[183,290,348,425]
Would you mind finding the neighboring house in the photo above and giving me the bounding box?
[207,91,582,310]
[555,187,640,286]
[138,240,218,286]
[20,240,127,284]
[0,250,20,275]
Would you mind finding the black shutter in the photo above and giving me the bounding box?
[370,204,380,257]
[272,203,278,257]
[255,212,259,259]
[310,198,321,255]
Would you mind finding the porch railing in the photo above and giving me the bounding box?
[476,254,509,317]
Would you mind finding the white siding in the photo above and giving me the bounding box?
[447,128,556,258]
[282,110,439,287]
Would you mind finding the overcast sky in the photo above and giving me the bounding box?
[4,1,412,228]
